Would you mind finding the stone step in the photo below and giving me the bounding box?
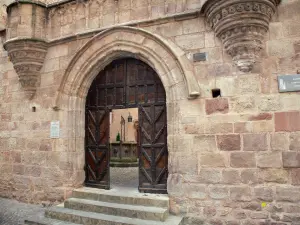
[24,217,81,225]
[45,206,183,225]
[64,198,168,222]
[72,187,169,208]
[110,162,139,167]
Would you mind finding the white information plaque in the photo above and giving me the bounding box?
[50,121,60,138]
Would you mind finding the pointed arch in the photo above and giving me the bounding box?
[54,26,200,108]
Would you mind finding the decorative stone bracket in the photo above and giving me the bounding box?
[203,0,281,72]
[3,1,48,99]
[4,39,48,99]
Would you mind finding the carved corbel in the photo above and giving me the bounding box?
[203,0,281,73]
[4,1,48,99]
[4,39,48,99]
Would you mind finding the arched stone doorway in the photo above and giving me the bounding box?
[85,58,168,194]
[54,26,200,197]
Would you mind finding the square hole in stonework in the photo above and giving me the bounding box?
[212,89,221,98]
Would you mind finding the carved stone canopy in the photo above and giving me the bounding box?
[4,39,48,99]
[203,0,281,73]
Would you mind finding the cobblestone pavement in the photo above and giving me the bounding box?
[0,197,45,225]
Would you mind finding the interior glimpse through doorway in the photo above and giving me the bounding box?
[109,108,139,189]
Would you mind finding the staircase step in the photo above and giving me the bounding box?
[72,187,169,208]
[25,217,81,225]
[45,206,183,225]
[110,161,139,167]
[64,198,168,221]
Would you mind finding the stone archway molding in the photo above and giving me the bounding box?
[54,26,200,109]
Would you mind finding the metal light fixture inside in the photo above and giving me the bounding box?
[128,113,133,122]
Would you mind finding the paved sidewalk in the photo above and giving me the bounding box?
[0,197,45,225]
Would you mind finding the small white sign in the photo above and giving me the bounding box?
[50,121,60,138]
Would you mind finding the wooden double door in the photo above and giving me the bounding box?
[84,58,168,194]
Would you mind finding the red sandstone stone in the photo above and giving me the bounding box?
[248,113,273,121]
[275,111,300,132]
[205,98,229,115]
[217,134,241,151]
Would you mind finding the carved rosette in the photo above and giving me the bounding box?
[4,39,48,99]
[203,0,281,72]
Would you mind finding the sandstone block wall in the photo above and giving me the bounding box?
[0,0,300,224]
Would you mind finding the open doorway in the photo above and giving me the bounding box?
[84,58,168,193]
[109,108,139,188]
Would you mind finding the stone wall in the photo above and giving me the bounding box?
[169,1,300,224]
[0,0,300,224]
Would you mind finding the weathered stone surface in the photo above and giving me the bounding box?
[199,153,226,168]
[271,133,289,151]
[241,202,261,211]
[241,169,258,185]
[231,210,247,220]
[175,33,205,50]
[243,133,268,151]
[234,122,253,133]
[259,169,288,183]
[291,169,300,185]
[238,74,261,94]
[205,98,229,115]
[254,187,274,202]
[217,135,240,151]
[222,169,240,184]
[230,96,256,113]
[206,123,233,134]
[230,186,252,202]
[257,152,282,168]
[209,186,229,200]
[198,169,222,184]
[275,111,300,132]
[276,187,300,202]
[249,211,269,219]
[203,206,217,217]
[258,96,281,112]
[230,152,256,168]
[193,135,217,152]
[248,113,273,121]
[183,183,207,199]
[282,152,300,168]
[289,132,300,151]
[182,216,205,225]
